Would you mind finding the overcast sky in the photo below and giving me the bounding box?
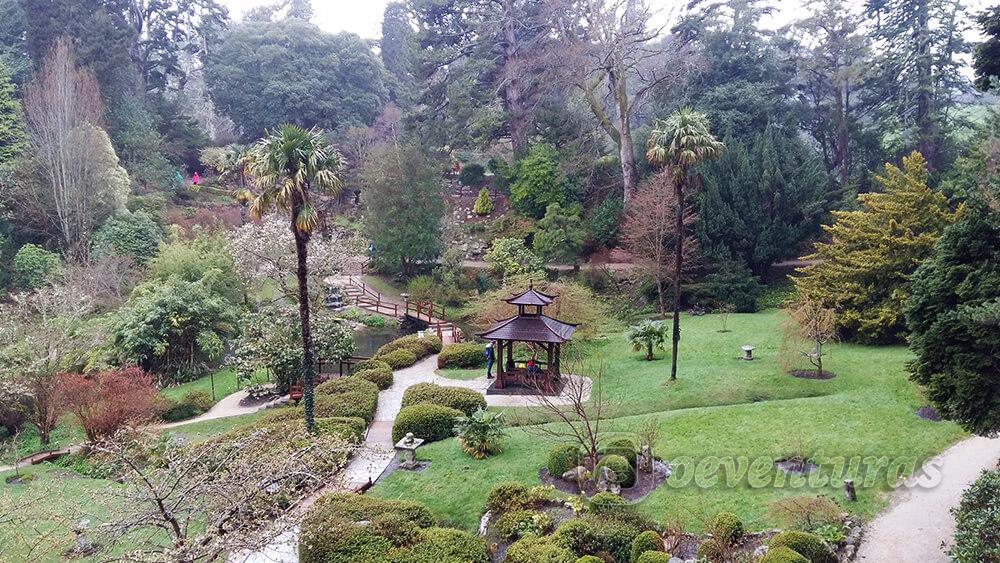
[217,0,991,40]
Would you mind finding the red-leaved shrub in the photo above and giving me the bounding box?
[56,367,159,441]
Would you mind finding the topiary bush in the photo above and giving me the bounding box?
[492,509,555,541]
[759,546,810,563]
[406,527,490,562]
[768,531,836,563]
[589,492,628,514]
[636,552,672,563]
[352,358,391,374]
[392,403,462,444]
[485,481,552,513]
[306,492,435,527]
[950,468,1000,562]
[159,390,214,422]
[709,512,745,545]
[504,536,576,563]
[630,530,665,562]
[601,438,638,468]
[314,377,380,423]
[315,416,368,442]
[380,348,418,369]
[354,365,393,390]
[437,342,486,369]
[594,454,635,488]
[375,334,441,359]
[547,444,584,477]
[401,382,486,415]
[554,514,651,563]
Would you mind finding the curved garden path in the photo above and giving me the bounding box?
[233,352,591,563]
[856,434,1000,562]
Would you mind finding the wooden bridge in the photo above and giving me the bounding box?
[335,276,463,344]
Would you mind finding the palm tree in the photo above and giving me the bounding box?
[245,125,343,431]
[627,320,668,361]
[647,108,723,380]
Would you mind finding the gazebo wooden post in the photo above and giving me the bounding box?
[554,343,561,377]
[496,338,505,389]
[506,340,515,371]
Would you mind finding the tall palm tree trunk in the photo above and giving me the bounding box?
[292,213,316,432]
[670,174,685,381]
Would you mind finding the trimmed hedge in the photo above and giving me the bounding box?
[709,512,745,545]
[260,412,366,442]
[601,437,638,468]
[351,359,391,374]
[376,334,442,360]
[401,382,486,416]
[547,444,584,477]
[307,492,435,527]
[553,515,651,563]
[381,348,418,369]
[768,531,836,563]
[354,365,393,390]
[392,403,463,444]
[437,342,486,369]
[504,536,575,563]
[760,546,811,563]
[486,481,551,513]
[595,454,635,488]
[590,492,627,514]
[314,377,380,423]
[630,531,664,562]
[406,527,489,562]
[951,468,1000,562]
[636,552,672,563]
[576,557,603,563]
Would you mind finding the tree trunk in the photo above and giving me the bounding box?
[646,342,653,361]
[501,0,530,154]
[656,278,665,318]
[670,172,685,381]
[610,67,638,201]
[292,208,316,433]
[915,0,935,168]
[835,85,850,189]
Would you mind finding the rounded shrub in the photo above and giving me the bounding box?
[547,444,584,477]
[951,468,1000,562]
[314,416,368,442]
[354,365,393,390]
[299,514,392,563]
[709,512,745,545]
[493,509,555,541]
[407,527,490,562]
[370,513,422,548]
[589,492,628,514]
[381,348,418,369]
[601,438,638,468]
[313,377,380,423]
[392,403,462,444]
[759,546,810,563]
[12,243,61,289]
[351,358,391,374]
[474,187,494,216]
[630,531,664,562]
[553,519,600,556]
[376,334,441,359]
[459,162,486,187]
[437,342,487,369]
[504,536,575,563]
[696,538,723,561]
[595,454,635,488]
[401,382,486,415]
[636,552,672,563]
[768,531,836,563]
[486,481,536,513]
[575,556,604,563]
[307,492,435,527]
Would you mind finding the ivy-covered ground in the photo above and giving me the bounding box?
[373,310,966,532]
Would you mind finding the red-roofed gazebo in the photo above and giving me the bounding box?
[477,285,577,394]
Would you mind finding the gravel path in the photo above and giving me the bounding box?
[856,435,1000,562]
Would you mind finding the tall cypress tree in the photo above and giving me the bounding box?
[794,151,960,343]
[0,60,25,164]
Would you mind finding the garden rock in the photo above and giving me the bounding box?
[754,545,769,558]
[597,466,620,494]
[638,445,653,473]
[562,466,591,483]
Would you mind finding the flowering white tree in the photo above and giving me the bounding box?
[227,215,365,307]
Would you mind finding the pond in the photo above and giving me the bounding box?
[352,317,482,358]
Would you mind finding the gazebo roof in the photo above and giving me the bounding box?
[477,314,577,343]
[505,285,556,307]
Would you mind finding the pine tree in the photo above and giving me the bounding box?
[794,151,960,343]
[0,60,25,164]
[473,187,494,216]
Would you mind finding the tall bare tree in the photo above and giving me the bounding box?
[24,40,127,259]
[557,0,699,201]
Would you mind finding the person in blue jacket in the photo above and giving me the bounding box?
[484,342,495,379]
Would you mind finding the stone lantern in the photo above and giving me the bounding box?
[394,432,424,470]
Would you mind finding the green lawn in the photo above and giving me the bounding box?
[160,368,269,403]
[371,310,966,532]
[436,367,487,380]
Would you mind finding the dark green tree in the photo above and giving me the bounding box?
[973,6,1000,91]
[533,203,585,266]
[697,126,834,277]
[0,0,29,87]
[906,207,1000,436]
[205,20,388,139]
[865,0,971,168]
[380,1,415,102]
[0,60,25,163]
[362,142,444,276]
[509,144,572,218]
